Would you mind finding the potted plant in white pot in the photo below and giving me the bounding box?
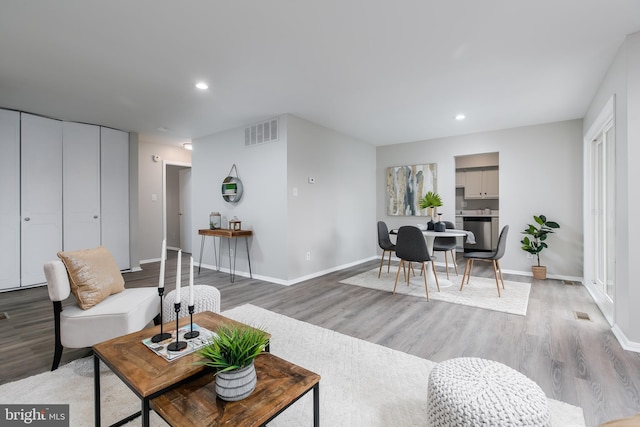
[418,191,443,230]
[520,214,560,280]
[198,324,270,401]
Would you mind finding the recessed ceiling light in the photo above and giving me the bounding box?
[455,114,466,121]
[182,142,193,150]
[195,82,209,90]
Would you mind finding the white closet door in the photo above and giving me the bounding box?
[0,109,21,290]
[21,113,63,286]
[63,122,101,251]
[101,127,130,270]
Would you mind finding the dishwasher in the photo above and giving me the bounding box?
[463,217,492,252]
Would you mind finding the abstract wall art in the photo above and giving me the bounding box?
[386,163,437,216]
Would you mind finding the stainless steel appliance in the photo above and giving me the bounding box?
[463,217,492,252]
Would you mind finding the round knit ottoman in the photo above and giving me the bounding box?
[163,285,221,322]
[427,357,551,427]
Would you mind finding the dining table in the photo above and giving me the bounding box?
[391,228,469,288]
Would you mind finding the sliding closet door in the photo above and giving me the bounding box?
[63,122,101,251]
[101,127,130,270]
[21,113,63,286]
[0,109,21,290]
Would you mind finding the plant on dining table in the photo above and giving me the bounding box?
[419,191,443,219]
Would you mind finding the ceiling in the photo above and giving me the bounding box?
[1,1,639,147]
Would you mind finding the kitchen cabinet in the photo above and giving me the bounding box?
[455,171,466,188]
[455,217,464,251]
[464,168,499,199]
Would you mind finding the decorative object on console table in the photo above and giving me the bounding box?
[198,324,270,401]
[419,191,443,230]
[520,214,560,280]
[209,212,221,229]
[222,164,243,203]
[229,217,242,230]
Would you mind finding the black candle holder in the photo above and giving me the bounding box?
[183,304,199,339]
[167,302,187,352]
[151,287,172,343]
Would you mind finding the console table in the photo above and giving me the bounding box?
[198,228,253,283]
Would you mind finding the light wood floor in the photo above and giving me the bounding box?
[1,253,639,427]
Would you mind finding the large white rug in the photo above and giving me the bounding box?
[341,267,531,316]
[0,304,583,426]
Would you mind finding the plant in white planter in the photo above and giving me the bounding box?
[418,191,443,229]
[198,324,269,401]
[520,214,560,280]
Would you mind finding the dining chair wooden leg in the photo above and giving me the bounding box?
[378,250,387,278]
[460,259,471,290]
[496,259,505,289]
[393,260,404,295]
[466,259,475,284]
[386,250,393,273]
[431,260,440,292]
[444,251,450,280]
[491,260,501,297]
[421,262,429,301]
[451,250,459,275]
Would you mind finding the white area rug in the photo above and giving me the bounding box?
[0,305,582,426]
[341,268,531,316]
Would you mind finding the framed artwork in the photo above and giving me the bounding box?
[386,163,437,216]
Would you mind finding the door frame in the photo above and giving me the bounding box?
[583,95,615,325]
[163,160,192,252]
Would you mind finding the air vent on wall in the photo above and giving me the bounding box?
[245,118,279,147]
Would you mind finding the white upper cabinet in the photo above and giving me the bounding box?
[21,113,63,286]
[0,110,21,290]
[63,122,101,251]
[464,168,499,199]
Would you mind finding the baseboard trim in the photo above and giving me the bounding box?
[612,324,640,353]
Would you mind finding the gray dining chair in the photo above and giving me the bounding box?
[393,226,440,301]
[377,221,396,277]
[460,225,509,297]
[432,220,459,279]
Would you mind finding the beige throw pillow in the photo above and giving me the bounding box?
[57,246,125,310]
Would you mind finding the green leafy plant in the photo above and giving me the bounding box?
[198,324,269,374]
[419,191,443,217]
[520,214,560,267]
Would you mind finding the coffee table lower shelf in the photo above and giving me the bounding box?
[150,352,320,427]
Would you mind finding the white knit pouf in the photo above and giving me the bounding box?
[427,357,551,427]
[162,284,221,322]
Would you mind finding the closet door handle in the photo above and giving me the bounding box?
[94,215,99,219]
[24,217,30,221]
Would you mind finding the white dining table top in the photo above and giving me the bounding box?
[390,228,468,237]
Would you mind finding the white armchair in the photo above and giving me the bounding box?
[44,258,160,370]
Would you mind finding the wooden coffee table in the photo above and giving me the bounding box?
[92,311,273,427]
[151,352,320,426]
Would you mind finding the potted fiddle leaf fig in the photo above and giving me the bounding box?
[198,324,269,401]
[520,214,560,280]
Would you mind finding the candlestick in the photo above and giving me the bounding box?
[175,249,182,303]
[158,239,166,288]
[167,302,187,352]
[184,304,200,339]
[189,256,194,306]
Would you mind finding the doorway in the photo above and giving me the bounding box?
[164,161,192,254]
[584,96,615,324]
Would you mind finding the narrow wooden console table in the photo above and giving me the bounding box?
[198,228,253,282]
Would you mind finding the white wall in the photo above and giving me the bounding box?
[584,30,640,347]
[137,141,191,262]
[286,115,377,280]
[192,114,376,284]
[377,119,584,279]
[192,117,289,281]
